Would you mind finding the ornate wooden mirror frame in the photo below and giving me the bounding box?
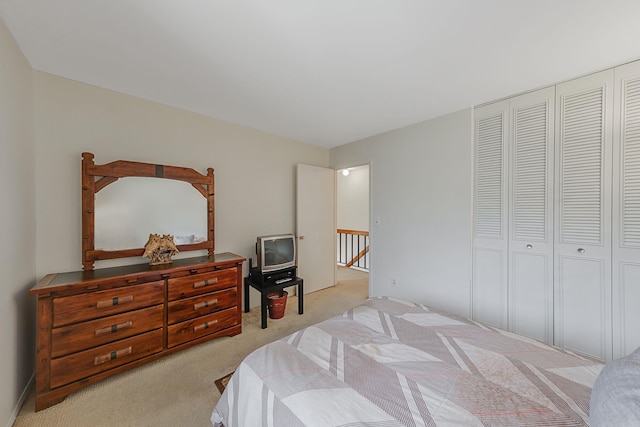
[81,152,214,270]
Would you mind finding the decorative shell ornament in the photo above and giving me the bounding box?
[142,234,179,265]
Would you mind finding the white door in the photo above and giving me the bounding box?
[472,100,509,329]
[296,164,336,294]
[508,87,555,344]
[612,60,640,358]
[554,69,613,361]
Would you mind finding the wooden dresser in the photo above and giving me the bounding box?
[29,253,245,411]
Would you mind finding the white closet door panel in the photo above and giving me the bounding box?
[510,251,550,341]
[614,262,640,357]
[555,70,613,361]
[508,87,555,343]
[559,87,607,245]
[475,104,508,240]
[613,60,640,358]
[511,92,553,243]
[556,256,608,359]
[473,100,509,329]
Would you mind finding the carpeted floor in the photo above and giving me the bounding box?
[13,267,368,427]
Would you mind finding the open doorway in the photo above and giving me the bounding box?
[336,165,369,296]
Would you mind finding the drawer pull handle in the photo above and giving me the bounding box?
[193,319,218,332]
[193,278,218,288]
[94,346,132,365]
[96,295,134,308]
[95,321,133,337]
[127,278,138,284]
[194,298,218,311]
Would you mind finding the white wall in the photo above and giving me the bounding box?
[330,109,473,317]
[33,72,330,283]
[0,17,36,427]
[337,166,369,232]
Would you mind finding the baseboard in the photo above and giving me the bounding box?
[6,373,34,427]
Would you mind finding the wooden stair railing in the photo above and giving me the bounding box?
[345,246,369,268]
[337,229,369,271]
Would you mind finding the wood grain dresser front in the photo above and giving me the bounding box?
[29,253,245,411]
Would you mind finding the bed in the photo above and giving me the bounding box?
[212,296,603,426]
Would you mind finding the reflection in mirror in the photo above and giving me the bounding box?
[95,177,207,256]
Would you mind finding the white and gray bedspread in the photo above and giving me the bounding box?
[212,297,603,426]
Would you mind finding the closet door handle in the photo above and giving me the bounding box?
[577,248,585,254]
[526,244,533,249]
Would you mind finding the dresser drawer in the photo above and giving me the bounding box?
[167,307,238,348]
[51,305,163,358]
[168,288,237,325]
[50,329,163,389]
[53,281,165,327]
[167,268,236,301]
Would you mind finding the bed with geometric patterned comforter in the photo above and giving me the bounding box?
[211,296,603,426]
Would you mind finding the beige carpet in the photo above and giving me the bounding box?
[13,267,368,427]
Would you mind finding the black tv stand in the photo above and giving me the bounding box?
[249,264,297,287]
[244,275,303,329]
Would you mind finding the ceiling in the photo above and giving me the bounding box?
[2,1,640,148]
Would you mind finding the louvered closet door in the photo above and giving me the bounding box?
[554,70,613,362]
[473,100,509,329]
[508,87,554,344]
[613,60,640,359]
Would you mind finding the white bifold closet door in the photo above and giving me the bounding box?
[508,87,555,344]
[554,69,613,361]
[613,60,640,359]
[473,88,555,340]
[473,100,509,329]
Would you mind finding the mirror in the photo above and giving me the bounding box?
[95,177,207,252]
[82,152,214,270]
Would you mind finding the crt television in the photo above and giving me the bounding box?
[256,234,296,273]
